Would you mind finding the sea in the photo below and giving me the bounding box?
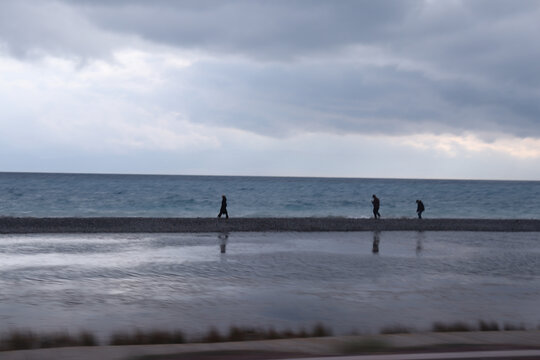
[1,172,540,218]
[0,172,540,339]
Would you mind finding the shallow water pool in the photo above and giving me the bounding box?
[0,231,539,337]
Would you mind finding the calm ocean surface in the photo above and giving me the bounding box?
[1,172,540,218]
[1,231,539,336]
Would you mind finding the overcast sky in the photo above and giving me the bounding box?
[1,0,540,179]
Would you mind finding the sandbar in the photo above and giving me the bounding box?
[1,217,540,233]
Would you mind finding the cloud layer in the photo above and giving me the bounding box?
[1,0,539,178]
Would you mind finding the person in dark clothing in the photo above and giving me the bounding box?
[416,199,425,219]
[371,194,381,219]
[218,195,229,219]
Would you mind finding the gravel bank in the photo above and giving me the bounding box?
[1,217,540,233]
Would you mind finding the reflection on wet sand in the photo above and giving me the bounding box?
[372,231,380,254]
[218,232,229,253]
[416,231,425,255]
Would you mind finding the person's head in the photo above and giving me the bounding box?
[372,194,376,198]
[416,199,420,203]
[222,195,226,199]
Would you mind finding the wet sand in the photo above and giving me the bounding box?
[1,217,540,233]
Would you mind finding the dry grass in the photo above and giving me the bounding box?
[432,320,510,332]
[432,321,475,332]
[0,320,532,351]
[198,323,332,343]
[380,325,413,334]
[109,329,186,346]
[0,330,97,351]
[478,320,499,331]
[503,323,525,331]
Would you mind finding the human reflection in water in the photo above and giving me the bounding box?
[416,231,425,255]
[372,231,380,254]
[218,232,229,254]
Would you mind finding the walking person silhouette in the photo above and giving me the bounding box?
[416,200,425,219]
[372,194,381,219]
[218,195,229,219]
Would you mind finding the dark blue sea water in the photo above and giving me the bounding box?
[1,172,539,218]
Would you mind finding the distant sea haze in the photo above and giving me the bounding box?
[0,172,539,219]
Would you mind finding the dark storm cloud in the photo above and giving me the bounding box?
[1,0,539,139]
[165,59,539,138]
[390,1,540,89]
[59,0,418,60]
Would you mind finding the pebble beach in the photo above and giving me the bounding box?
[1,217,540,233]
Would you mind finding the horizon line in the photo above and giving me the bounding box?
[0,170,538,182]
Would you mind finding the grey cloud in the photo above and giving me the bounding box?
[163,61,528,138]
[0,0,123,60]
[2,0,540,140]
[3,0,539,85]
[466,0,540,18]
[3,1,539,76]
[392,1,540,88]
[58,0,418,60]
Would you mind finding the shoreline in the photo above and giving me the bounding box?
[1,217,540,233]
